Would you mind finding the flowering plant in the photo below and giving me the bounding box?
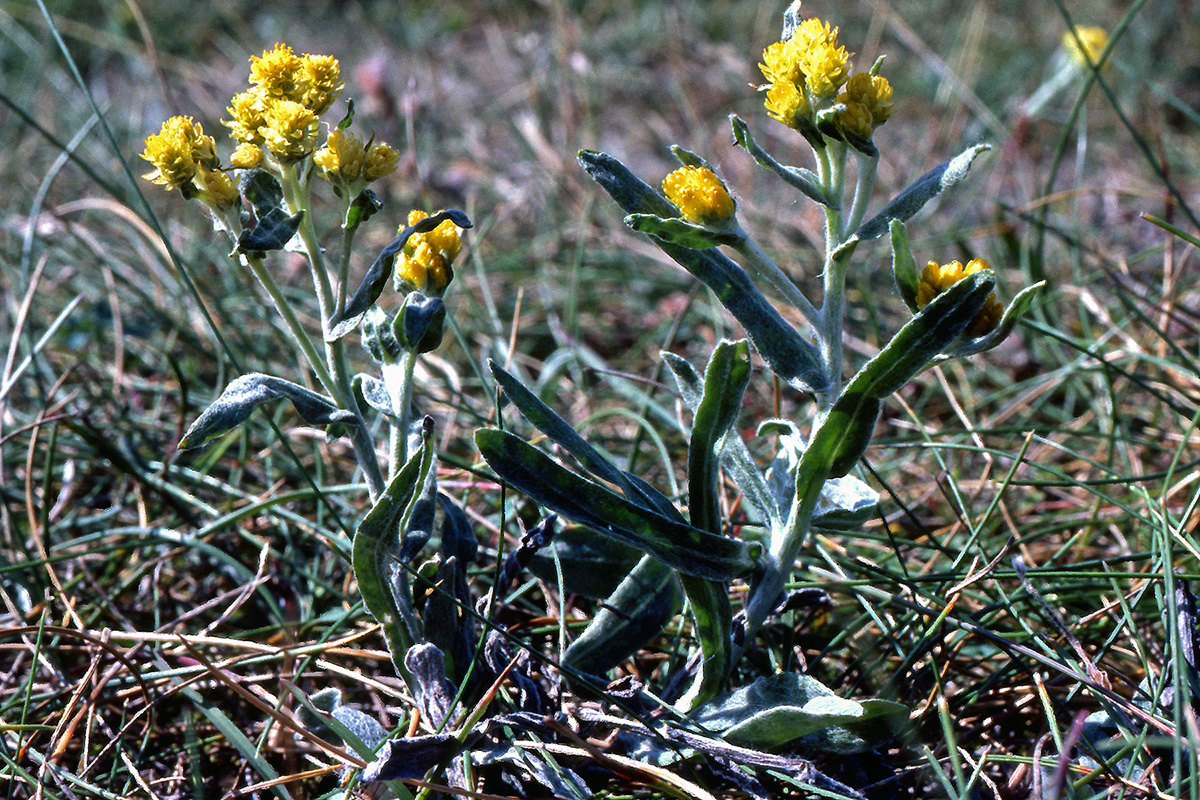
[142,45,483,766]
[476,0,1043,734]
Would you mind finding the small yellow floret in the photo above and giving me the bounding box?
[300,54,343,115]
[197,168,240,208]
[229,142,263,169]
[661,166,735,225]
[363,141,400,182]
[314,129,367,182]
[765,80,811,129]
[1062,25,1109,69]
[917,258,1003,337]
[799,39,852,99]
[397,210,463,294]
[840,72,893,127]
[250,43,306,102]
[141,116,217,189]
[225,89,270,145]
[262,100,319,162]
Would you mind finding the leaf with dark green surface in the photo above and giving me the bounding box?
[475,428,761,581]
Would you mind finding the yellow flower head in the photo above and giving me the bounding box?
[760,39,804,87]
[661,166,736,225]
[196,168,240,208]
[363,141,400,182]
[262,100,320,162]
[300,54,343,115]
[229,142,263,169]
[314,129,367,183]
[397,210,463,294]
[840,72,893,128]
[765,79,811,130]
[1062,25,1109,69]
[759,15,852,130]
[249,43,306,102]
[225,89,270,145]
[917,258,1003,337]
[141,116,218,189]
[799,38,852,100]
[837,101,874,139]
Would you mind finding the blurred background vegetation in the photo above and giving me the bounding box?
[3,0,1200,797]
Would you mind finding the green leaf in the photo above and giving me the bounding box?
[328,209,472,341]
[475,428,761,581]
[395,292,446,353]
[353,373,395,419]
[345,188,383,231]
[352,419,437,677]
[761,419,878,529]
[564,554,681,676]
[730,115,834,208]
[820,393,882,479]
[890,219,921,312]
[626,214,740,249]
[688,340,752,537]
[844,270,996,400]
[579,150,828,395]
[526,525,642,599]
[691,673,908,753]
[179,373,355,450]
[665,351,778,529]
[856,144,991,241]
[490,361,683,520]
[938,280,1045,359]
[234,207,304,255]
[361,305,402,364]
[674,341,750,710]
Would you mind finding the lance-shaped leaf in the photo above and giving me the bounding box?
[730,115,834,208]
[490,361,682,521]
[664,351,777,529]
[626,214,741,250]
[674,340,750,710]
[692,672,908,753]
[936,280,1045,359]
[855,144,991,241]
[890,219,922,312]
[344,188,382,231]
[327,209,471,341]
[564,553,681,676]
[352,419,437,678]
[580,150,828,395]
[234,207,304,255]
[476,428,761,581]
[687,340,752,536]
[526,524,643,600]
[845,270,995,399]
[353,373,395,418]
[179,373,355,450]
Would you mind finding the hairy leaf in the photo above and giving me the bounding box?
[179,373,354,450]
[476,428,761,581]
[856,144,991,241]
[580,150,828,395]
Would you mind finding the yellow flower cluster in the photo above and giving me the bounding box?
[917,258,1002,337]
[837,72,893,139]
[661,166,736,225]
[1062,25,1109,69]
[760,11,892,141]
[225,44,345,163]
[397,210,463,294]
[141,116,238,208]
[314,129,400,188]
